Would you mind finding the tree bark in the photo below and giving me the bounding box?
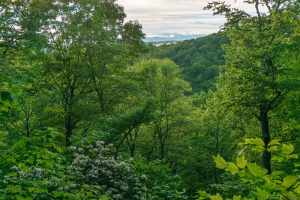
[65,115,73,147]
[260,104,271,174]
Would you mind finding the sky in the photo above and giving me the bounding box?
[118,0,254,37]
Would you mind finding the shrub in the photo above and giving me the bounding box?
[198,138,300,200]
[69,141,147,200]
[134,159,188,200]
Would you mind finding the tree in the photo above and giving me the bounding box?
[58,0,145,116]
[0,0,58,142]
[206,0,300,173]
[125,59,192,160]
[39,0,145,146]
[43,44,91,147]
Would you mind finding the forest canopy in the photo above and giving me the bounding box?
[0,0,300,199]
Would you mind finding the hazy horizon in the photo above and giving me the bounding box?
[118,0,256,38]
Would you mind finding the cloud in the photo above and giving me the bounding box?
[117,0,255,36]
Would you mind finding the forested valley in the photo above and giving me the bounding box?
[0,0,300,199]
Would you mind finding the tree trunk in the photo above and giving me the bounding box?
[260,105,271,174]
[160,141,165,160]
[129,143,135,157]
[25,114,30,137]
[65,115,73,147]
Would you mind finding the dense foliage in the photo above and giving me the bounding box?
[1,0,300,199]
[148,33,227,92]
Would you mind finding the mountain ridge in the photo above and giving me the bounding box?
[144,33,206,43]
[148,33,228,92]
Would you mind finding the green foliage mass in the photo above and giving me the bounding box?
[200,139,300,199]
[148,33,227,92]
[0,0,300,199]
[134,159,188,200]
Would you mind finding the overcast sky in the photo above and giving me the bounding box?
[118,0,255,37]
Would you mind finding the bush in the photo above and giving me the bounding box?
[198,138,300,200]
[0,131,108,199]
[134,159,188,200]
[69,141,147,200]
[0,130,77,199]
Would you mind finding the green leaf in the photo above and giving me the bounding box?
[287,154,298,159]
[294,185,300,194]
[255,188,269,200]
[271,171,283,179]
[251,145,265,153]
[245,138,264,146]
[28,187,48,193]
[261,182,283,193]
[267,146,278,152]
[272,155,284,162]
[20,166,30,173]
[16,196,32,200]
[282,144,294,155]
[295,163,300,167]
[233,195,241,200]
[247,163,267,177]
[226,162,239,175]
[253,138,265,146]
[268,139,280,147]
[5,185,22,193]
[198,190,208,198]
[213,154,227,169]
[236,155,247,169]
[52,190,65,197]
[210,193,223,200]
[282,176,298,188]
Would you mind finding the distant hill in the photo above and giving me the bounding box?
[148,33,228,92]
[144,33,204,43]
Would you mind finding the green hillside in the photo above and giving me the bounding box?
[149,33,228,92]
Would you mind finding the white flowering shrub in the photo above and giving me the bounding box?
[1,166,66,199]
[0,130,108,199]
[0,130,76,199]
[0,165,109,199]
[69,141,147,200]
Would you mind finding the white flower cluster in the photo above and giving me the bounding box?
[69,141,147,200]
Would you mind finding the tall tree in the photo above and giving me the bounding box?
[206,0,300,173]
[0,0,57,140]
[125,59,192,160]
[58,0,145,115]
[39,0,145,146]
